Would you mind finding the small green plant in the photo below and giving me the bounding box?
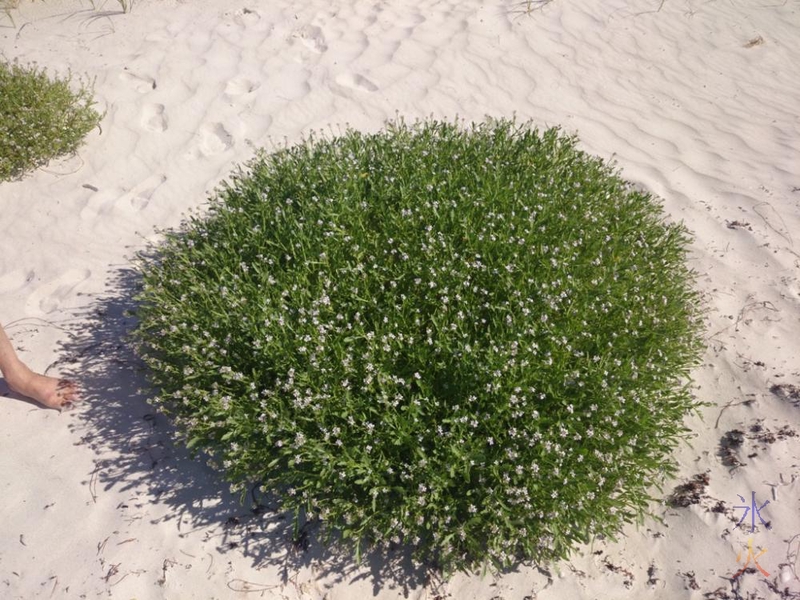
[134,118,704,573]
[0,60,102,181]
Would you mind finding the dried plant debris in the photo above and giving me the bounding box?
[764,578,800,599]
[771,383,800,407]
[726,220,753,230]
[719,429,746,467]
[647,562,659,587]
[736,356,766,372]
[704,584,800,600]
[603,558,635,589]
[749,422,797,445]
[718,421,797,469]
[667,489,748,527]
[710,500,727,514]
[668,473,710,508]
[681,570,701,590]
[700,589,791,600]
[744,35,765,48]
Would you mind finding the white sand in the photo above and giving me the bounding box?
[2,0,799,597]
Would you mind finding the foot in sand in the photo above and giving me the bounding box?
[7,370,80,410]
[0,323,80,410]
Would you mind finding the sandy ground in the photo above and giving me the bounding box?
[1,0,800,598]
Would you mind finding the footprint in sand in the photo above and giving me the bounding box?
[127,174,167,211]
[141,103,168,132]
[184,123,234,159]
[335,72,379,93]
[0,270,36,294]
[224,77,260,97]
[200,123,234,156]
[25,269,92,315]
[294,24,328,54]
[119,70,156,93]
[233,7,260,27]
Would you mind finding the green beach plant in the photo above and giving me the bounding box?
[133,118,704,573]
[0,60,102,181]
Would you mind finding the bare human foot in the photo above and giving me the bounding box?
[8,370,80,410]
[1,323,80,410]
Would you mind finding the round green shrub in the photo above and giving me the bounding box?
[134,118,704,571]
[0,60,102,182]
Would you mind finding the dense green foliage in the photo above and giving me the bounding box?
[0,60,102,181]
[134,119,704,572]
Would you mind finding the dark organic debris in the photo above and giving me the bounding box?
[604,559,634,589]
[647,562,659,587]
[681,570,700,590]
[764,577,800,599]
[703,588,735,599]
[744,36,765,48]
[722,430,745,448]
[751,423,797,445]
[719,429,746,468]
[668,473,710,508]
[771,383,800,407]
[718,419,797,469]
[726,220,752,230]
